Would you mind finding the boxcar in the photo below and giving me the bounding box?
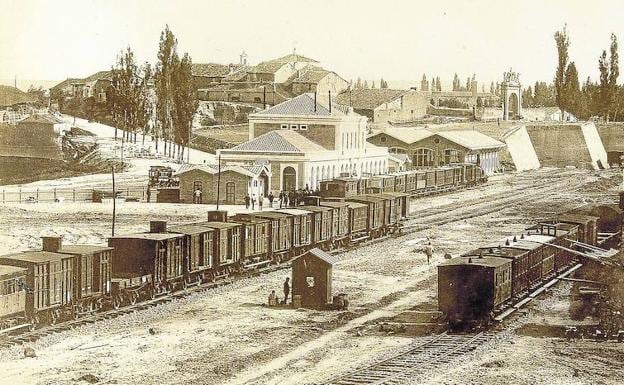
[55,242,114,312]
[319,201,350,244]
[0,251,74,325]
[230,214,271,269]
[438,255,512,328]
[299,205,334,249]
[167,224,215,283]
[527,222,578,273]
[347,195,385,237]
[471,245,529,298]
[414,170,428,192]
[424,170,436,189]
[202,221,242,275]
[346,201,369,241]
[319,178,360,198]
[405,171,418,193]
[377,192,410,219]
[108,223,185,303]
[558,213,599,246]
[278,208,313,254]
[0,265,27,328]
[367,175,396,194]
[392,172,408,193]
[255,211,293,262]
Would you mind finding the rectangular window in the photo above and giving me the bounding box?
[290,124,298,130]
[300,124,308,130]
[281,124,288,129]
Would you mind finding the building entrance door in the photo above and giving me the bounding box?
[282,166,296,191]
[225,182,235,204]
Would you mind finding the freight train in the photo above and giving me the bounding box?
[438,201,624,329]
[0,193,410,330]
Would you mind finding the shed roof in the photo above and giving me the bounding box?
[297,247,339,265]
[435,130,505,150]
[192,63,240,78]
[335,89,406,110]
[369,127,433,145]
[19,113,64,125]
[278,208,313,216]
[228,129,327,153]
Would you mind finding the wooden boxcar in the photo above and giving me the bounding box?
[319,178,360,198]
[55,243,114,312]
[392,172,408,193]
[346,195,385,237]
[167,223,214,283]
[438,255,512,327]
[558,213,599,246]
[299,205,334,249]
[0,251,74,325]
[346,201,369,241]
[377,192,410,220]
[230,214,271,269]
[278,208,313,254]
[202,221,242,274]
[471,245,529,298]
[108,224,184,302]
[405,171,418,193]
[319,201,350,244]
[0,265,27,328]
[367,175,396,194]
[255,212,293,262]
[424,170,436,189]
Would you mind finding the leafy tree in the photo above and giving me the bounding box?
[554,24,570,113]
[155,25,178,156]
[452,73,460,91]
[371,80,376,89]
[598,33,620,120]
[363,80,369,89]
[522,86,534,108]
[355,77,362,89]
[435,76,442,91]
[171,52,198,161]
[465,77,471,91]
[490,82,495,94]
[562,61,581,117]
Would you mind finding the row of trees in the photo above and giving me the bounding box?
[420,75,442,92]
[107,25,197,161]
[521,82,557,108]
[352,77,389,89]
[554,25,621,121]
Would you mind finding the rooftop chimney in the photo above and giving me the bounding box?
[42,236,62,252]
[150,221,167,233]
[328,90,332,113]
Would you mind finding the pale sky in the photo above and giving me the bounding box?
[2,0,624,90]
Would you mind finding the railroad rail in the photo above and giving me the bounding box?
[323,331,496,385]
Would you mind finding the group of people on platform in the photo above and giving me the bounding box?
[244,185,321,211]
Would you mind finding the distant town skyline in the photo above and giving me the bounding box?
[2,0,624,90]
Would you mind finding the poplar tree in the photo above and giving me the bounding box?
[155,25,177,155]
[554,24,570,114]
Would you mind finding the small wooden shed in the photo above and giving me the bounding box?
[291,248,338,309]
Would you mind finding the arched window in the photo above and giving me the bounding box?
[413,148,434,167]
[443,149,460,165]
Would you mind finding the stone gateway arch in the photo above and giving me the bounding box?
[501,69,522,121]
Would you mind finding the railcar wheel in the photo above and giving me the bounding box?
[130,292,138,305]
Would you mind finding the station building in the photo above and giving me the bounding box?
[218,93,389,193]
[367,127,505,175]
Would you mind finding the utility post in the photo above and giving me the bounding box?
[216,153,221,210]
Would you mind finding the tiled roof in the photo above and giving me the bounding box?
[436,131,505,150]
[84,70,112,82]
[255,93,344,116]
[192,63,241,78]
[0,85,37,106]
[292,68,330,83]
[229,130,326,153]
[335,89,406,110]
[370,127,433,144]
[252,53,318,74]
[222,66,252,82]
[175,163,269,177]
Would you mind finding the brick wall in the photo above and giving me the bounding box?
[179,169,250,205]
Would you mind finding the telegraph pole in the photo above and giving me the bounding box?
[216,153,221,210]
[111,166,116,236]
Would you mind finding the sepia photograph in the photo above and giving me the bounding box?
[1,0,623,384]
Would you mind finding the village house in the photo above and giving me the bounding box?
[197,52,349,107]
[175,163,271,205]
[218,93,389,192]
[191,63,246,89]
[334,88,429,124]
[1,113,65,159]
[367,127,505,175]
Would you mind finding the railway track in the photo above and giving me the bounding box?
[0,172,589,349]
[323,331,497,385]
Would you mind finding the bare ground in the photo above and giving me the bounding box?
[0,168,622,385]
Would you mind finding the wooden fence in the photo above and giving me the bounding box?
[0,186,148,203]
